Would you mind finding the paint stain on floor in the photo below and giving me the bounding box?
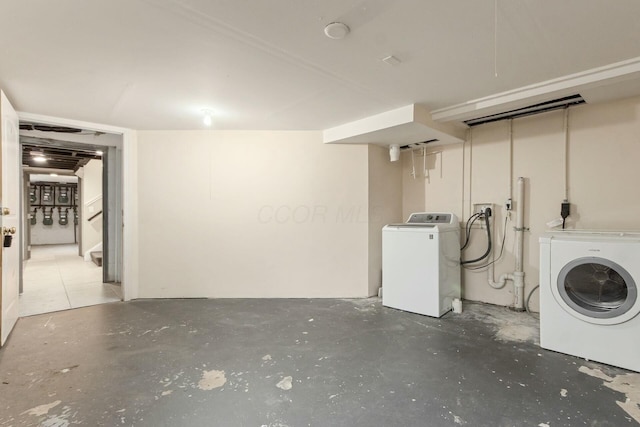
[458,302,539,344]
[197,369,227,390]
[21,400,61,417]
[41,405,72,427]
[494,323,538,344]
[276,376,293,391]
[579,365,640,423]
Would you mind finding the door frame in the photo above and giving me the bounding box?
[1,90,21,345]
[18,112,138,300]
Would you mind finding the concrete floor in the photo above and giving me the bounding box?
[0,299,638,427]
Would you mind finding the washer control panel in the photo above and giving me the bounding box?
[407,212,454,224]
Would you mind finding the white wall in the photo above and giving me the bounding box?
[402,144,465,220]
[136,130,370,298]
[133,96,640,303]
[402,95,640,311]
[81,159,102,255]
[30,209,75,245]
[368,145,403,296]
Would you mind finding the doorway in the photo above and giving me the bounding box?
[18,123,124,316]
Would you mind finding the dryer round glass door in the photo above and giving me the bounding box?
[557,256,639,324]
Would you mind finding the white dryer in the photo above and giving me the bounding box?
[382,212,460,317]
[539,231,640,372]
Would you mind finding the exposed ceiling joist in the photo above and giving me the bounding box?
[21,136,102,171]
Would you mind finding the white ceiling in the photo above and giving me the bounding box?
[2,0,640,131]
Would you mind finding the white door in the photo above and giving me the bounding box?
[0,90,20,346]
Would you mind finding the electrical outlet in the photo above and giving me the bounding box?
[473,203,493,216]
[505,198,512,211]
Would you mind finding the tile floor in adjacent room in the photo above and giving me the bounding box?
[1,299,638,426]
[19,244,122,317]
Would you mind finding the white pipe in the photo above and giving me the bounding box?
[508,120,513,200]
[515,177,524,272]
[487,215,511,289]
[513,177,525,310]
[487,267,512,289]
[563,108,570,201]
[423,147,427,178]
[461,132,466,218]
[487,177,526,311]
[410,150,416,179]
[468,129,473,218]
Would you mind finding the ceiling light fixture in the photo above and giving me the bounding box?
[33,156,47,163]
[96,150,103,155]
[202,109,214,127]
[324,22,350,40]
[389,144,400,162]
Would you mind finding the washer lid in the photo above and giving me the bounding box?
[384,223,438,230]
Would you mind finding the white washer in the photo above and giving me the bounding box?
[382,212,460,317]
[540,231,640,372]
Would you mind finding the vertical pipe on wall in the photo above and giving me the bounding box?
[410,150,416,179]
[508,119,513,201]
[486,176,526,310]
[460,128,471,217]
[423,147,427,179]
[468,128,474,218]
[563,108,570,201]
[512,176,525,311]
[461,130,466,219]
[514,177,525,272]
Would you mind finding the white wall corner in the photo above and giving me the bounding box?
[122,129,139,301]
